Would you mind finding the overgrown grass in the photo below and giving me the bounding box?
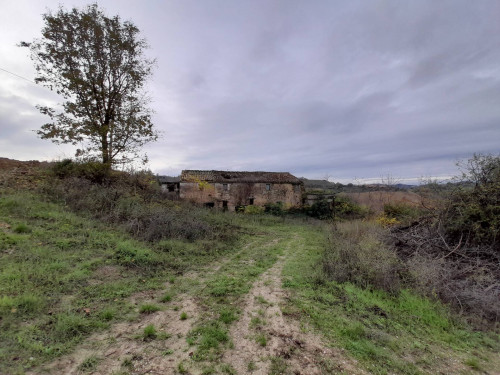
[0,190,240,374]
[282,220,500,374]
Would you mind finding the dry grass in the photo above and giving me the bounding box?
[341,191,423,214]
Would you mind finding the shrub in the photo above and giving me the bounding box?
[334,196,370,220]
[244,205,264,215]
[383,203,420,220]
[308,198,332,220]
[322,221,402,294]
[389,154,500,326]
[264,202,284,216]
[13,223,31,233]
[51,159,111,183]
[40,171,232,243]
[443,153,500,250]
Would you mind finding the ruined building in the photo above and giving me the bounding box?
[172,170,303,211]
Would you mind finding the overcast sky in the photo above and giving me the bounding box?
[1,1,499,183]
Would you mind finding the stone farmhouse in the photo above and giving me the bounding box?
[165,170,303,211]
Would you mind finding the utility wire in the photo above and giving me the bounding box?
[0,67,37,85]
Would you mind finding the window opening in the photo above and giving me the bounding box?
[265,184,271,191]
[249,198,254,205]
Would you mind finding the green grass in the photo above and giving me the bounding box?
[142,324,157,340]
[2,187,498,374]
[281,221,500,374]
[255,333,267,347]
[268,356,288,375]
[0,190,241,374]
[139,303,161,314]
[160,293,172,302]
[186,220,291,362]
[77,355,101,372]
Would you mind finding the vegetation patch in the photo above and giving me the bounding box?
[0,189,238,374]
[282,219,500,374]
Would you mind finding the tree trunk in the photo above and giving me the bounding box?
[101,132,110,164]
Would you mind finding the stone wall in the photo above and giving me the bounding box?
[179,181,303,210]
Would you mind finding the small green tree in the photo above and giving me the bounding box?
[21,3,158,165]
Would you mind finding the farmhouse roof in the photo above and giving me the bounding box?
[158,175,180,183]
[181,170,302,184]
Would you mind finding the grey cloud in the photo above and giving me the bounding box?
[2,0,500,182]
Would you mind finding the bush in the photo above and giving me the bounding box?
[389,154,500,326]
[334,196,370,220]
[443,154,500,250]
[383,203,420,220]
[40,170,234,244]
[308,199,332,220]
[264,202,284,216]
[51,159,111,183]
[244,205,264,215]
[322,221,402,294]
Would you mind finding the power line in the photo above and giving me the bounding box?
[0,67,36,85]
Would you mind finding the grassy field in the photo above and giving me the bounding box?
[1,182,499,374]
[281,221,500,375]
[0,190,240,374]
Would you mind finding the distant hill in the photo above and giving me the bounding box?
[299,178,340,191]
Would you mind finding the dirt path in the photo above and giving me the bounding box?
[34,294,199,374]
[222,236,364,375]
[31,233,362,375]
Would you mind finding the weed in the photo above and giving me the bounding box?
[142,324,157,340]
[180,311,188,320]
[177,361,188,374]
[160,293,172,302]
[78,355,100,372]
[255,295,270,305]
[218,308,238,324]
[255,333,267,347]
[162,349,174,355]
[54,313,93,341]
[121,357,133,368]
[99,308,116,321]
[208,276,246,297]
[139,304,161,314]
[465,357,482,371]
[15,294,44,314]
[13,223,31,233]
[247,360,257,372]
[220,363,237,374]
[268,356,288,375]
[201,365,216,374]
[250,316,265,328]
[188,321,228,360]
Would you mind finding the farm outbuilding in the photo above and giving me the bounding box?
[177,170,303,211]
